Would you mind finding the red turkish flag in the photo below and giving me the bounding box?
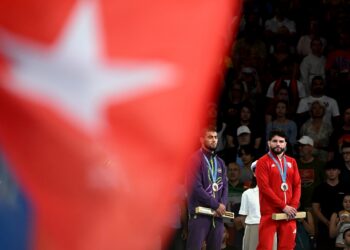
[0,0,240,249]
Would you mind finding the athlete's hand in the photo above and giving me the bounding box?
[216,203,226,217]
[283,205,297,219]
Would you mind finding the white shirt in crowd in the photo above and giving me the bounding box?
[297,95,340,124]
[265,17,296,34]
[299,54,326,95]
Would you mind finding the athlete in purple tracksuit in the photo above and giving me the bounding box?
[186,128,228,250]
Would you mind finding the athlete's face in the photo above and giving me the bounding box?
[268,135,287,155]
[201,131,218,151]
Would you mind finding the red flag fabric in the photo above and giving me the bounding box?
[0,0,241,249]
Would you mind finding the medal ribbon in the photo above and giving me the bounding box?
[203,153,217,184]
[268,152,287,184]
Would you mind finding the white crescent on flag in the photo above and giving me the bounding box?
[0,0,176,132]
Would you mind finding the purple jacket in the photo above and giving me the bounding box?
[187,149,228,215]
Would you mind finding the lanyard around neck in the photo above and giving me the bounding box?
[268,151,287,183]
[202,152,217,183]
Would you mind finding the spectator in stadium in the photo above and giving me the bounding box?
[266,100,297,155]
[339,142,350,184]
[299,38,326,96]
[296,136,325,211]
[300,100,333,162]
[297,76,340,128]
[297,18,327,58]
[328,106,350,161]
[266,59,306,116]
[329,194,350,249]
[326,30,350,105]
[225,162,246,250]
[238,145,255,187]
[343,228,350,250]
[312,161,349,250]
[222,82,247,127]
[225,103,262,154]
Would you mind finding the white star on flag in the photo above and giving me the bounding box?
[0,0,176,133]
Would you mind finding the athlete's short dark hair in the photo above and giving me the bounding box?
[268,129,287,141]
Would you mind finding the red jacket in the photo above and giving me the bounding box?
[256,152,301,215]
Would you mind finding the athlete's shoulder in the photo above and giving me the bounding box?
[216,155,226,170]
[215,154,225,163]
[285,154,297,163]
[189,149,203,164]
[255,154,270,169]
[257,153,270,162]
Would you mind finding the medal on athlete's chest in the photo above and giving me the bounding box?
[281,182,288,191]
[212,182,219,192]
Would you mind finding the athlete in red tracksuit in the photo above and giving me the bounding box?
[256,129,301,250]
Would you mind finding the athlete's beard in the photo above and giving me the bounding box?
[202,142,217,152]
[204,143,217,152]
[271,146,285,156]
